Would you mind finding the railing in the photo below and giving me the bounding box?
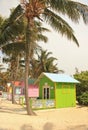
[1,93,55,109]
[31,99,55,109]
[19,96,55,109]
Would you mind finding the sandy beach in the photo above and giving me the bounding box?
[0,98,88,130]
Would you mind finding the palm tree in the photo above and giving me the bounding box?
[0,7,49,107]
[3,53,23,103]
[30,49,64,78]
[19,0,88,115]
[20,0,88,45]
[1,10,25,103]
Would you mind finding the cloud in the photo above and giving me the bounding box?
[0,0,19,17]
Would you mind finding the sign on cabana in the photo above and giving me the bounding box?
[28,85,39,97]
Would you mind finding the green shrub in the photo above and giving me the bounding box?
[77,91,88,106]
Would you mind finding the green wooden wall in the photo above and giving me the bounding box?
[55,82,76,108]
[39,76,55,99]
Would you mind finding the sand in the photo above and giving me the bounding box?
[0,98,88,130]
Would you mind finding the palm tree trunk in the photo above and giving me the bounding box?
[12,82,15,104]
[11,63,16,104]
[12,56,20,104]
[25,19,36,115]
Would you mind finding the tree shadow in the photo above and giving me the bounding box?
[21,124,34,130]
[68,125,88,130]
[0,128,13,130]
[20,124,88,130]
[0,124,88,130]
[0,100,37,116]
[43,122,54,130]
[21,122,54,130]
[76,105,88,108]
[0,105,26,115]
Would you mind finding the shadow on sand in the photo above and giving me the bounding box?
[0,123,88,130]
[20,124,88,130]
[21,122,54,130]
[0,101,26,115]
[68,125,88,130]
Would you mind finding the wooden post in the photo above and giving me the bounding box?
[54,82,57,108]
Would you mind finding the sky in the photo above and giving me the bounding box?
[0,0,88,75]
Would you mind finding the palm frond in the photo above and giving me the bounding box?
[0,5,24,47]
[76,2,88,24]
[37,34,48,43]
[9,5,23,22]
[47,0,88,23]
[2,42,25,55]
[43,8,79,46]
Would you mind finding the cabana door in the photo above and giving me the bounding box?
[43,84,50,99]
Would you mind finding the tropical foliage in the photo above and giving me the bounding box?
[74,71,88,106]
[29,49,63,78]
[77,91,88,106]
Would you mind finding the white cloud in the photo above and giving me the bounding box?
[0,0,19,17]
